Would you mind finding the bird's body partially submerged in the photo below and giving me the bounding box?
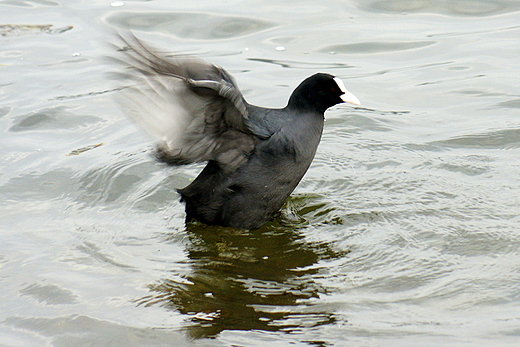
[115,35,360,229]
[179,106,324,229]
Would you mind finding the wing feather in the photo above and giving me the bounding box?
[113,34,256,172]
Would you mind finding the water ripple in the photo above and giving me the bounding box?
[356,0,520,17]
[106,11,277,40]
[248,57,353,69]
[318,41,436,54]
[430,128,520,149]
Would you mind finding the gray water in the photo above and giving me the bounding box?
[1,1,520,346]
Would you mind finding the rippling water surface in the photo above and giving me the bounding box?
[1,1,520,346]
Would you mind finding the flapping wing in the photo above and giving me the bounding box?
[113,35,256,172]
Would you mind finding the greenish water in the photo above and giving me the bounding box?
[1,1,520,346]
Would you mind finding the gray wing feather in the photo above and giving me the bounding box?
[113,34,255,172]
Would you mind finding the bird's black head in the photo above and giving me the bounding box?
[287,73,360,114]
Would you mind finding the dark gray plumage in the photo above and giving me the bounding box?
[115,36,360,229]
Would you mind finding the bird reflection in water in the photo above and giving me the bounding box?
[137,197,348,339]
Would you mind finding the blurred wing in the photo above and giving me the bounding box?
[114,35,256,172]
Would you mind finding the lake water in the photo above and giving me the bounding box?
[1,0,520,346]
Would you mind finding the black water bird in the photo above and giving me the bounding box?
[115,36,360,230]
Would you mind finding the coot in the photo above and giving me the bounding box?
[116,36,360,229]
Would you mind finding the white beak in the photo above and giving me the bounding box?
[334,77,361,106]
[340,89,361,105]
